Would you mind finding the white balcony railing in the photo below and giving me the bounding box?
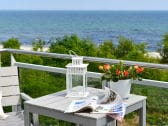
[0,48,168,89]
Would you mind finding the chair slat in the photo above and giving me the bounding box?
[1,86,20,96]
[2,95,20,106]
[0,66,18,76]
[0,76,19,86]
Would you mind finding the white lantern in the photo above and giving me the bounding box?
[66,55,89,97]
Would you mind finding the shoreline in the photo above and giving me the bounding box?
[0,44,49,52]
[144,52,161,59]
[0,45,162,59]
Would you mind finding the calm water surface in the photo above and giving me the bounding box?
[0,10,168,50]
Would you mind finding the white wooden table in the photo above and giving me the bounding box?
[24,87,146,126]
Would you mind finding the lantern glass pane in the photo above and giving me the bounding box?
[70,74,85,94]
[72,75,83,87]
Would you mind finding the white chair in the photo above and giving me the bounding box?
[0,66,39,126]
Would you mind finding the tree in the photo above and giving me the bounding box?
[49,34,98,71]
[97,40,116,58]
[32,39,45,51]
[1,38,21,66]
[115,36,147,61]
[2,38,21,49]
[115,36,136,58]
[159,33,168,63]
[126,42,147,61]
[49,34,97,56]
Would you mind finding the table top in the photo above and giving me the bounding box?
[25,87,146,119]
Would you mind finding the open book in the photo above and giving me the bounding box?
[65,87,126,122]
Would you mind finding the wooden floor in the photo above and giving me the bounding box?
[0,112,24,126]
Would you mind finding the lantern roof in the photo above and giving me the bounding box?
[66,63,88,68]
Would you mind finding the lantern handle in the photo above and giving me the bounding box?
[69,50,78,57]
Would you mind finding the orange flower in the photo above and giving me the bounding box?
[98,65,104,70]
[103,64,111,70]
[134,65,139,69]
[136,67,144,73]
[98,61,144,82]
[123,70,129,77]
[116,69,121,75]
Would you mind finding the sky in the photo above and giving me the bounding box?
[0,0,168,10]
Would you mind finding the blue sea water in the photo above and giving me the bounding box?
[0,10,168,51]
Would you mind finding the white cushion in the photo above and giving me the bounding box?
[0,91,8,119]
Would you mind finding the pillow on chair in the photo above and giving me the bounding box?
[0,91,8,119]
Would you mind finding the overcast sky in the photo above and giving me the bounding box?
[0,0,168,10]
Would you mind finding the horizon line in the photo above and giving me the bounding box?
[0,9,168,11]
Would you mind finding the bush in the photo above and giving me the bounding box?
[2,38,21,49]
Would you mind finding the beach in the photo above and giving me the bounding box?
[0,44,49,52]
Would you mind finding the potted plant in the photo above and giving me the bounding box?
[98,61,144,99]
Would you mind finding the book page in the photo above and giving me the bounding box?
[64,96,98,113]
[92,103,124,114]
[65,87,125,115]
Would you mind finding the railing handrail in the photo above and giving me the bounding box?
[14,62,168,89]
[1,48,168,89]
[1,48,168,70]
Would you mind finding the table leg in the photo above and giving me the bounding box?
[76,124,82,126]
[33,114,39,126]
[107,120,116,126]
[139,100,146,126]
[24,105,31,126]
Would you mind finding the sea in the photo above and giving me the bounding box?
[0,10,168,51]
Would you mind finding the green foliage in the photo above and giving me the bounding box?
[132,84,168,125]
[0,52,11,66]
[50,34,97,56]
[32,39,45,51]
[19,69,66,98]
[115,36,136,58]
[147,113,168,126]
[126,43,147,61]
[39,116,75,126]
[2,38,21,49]
[49,34,98,71]
[2,35,168,125]
[159,33,168,63]
[142,68,162,80]
[0,38,21,66]
[97,40,116,58]
[115,36,147,62]
[15,54,44,65]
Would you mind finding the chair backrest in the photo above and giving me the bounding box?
[0,66,20,107]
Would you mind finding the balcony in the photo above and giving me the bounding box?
[0,49,168,126]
